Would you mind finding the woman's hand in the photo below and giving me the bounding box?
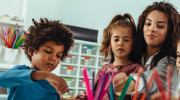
[45,72,68,94]
[113,72,135,95]
[151,92,178,100]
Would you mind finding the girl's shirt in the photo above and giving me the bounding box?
[132,53,180,96]
[78,63,142,100]
[0,65,60,100]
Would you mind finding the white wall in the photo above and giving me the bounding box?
[23,0,180,44]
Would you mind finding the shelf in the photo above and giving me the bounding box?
[0,64,15,69]
[0,94,7,98]
[81,54,97,57]
[68,52,80,56]
[80,65,96,68]
[75,40,100,46]
[68,87,76,89]
[60,63,78,67]
[0,19,24,26]
[60,74,77,78]
[78,88,86,90]
[79,76,93,79]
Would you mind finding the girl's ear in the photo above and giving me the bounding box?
[28,47,33,56]
[109,44,112,48]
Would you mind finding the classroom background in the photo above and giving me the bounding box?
[0,0,180,99]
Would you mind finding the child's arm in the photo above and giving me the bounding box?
[31,71,68,94]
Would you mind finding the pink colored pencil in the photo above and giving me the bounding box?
[104,69,117,91]
[82,68,94,100]
[167,65,171,100]
[99,71,110,100]
[98,69,117,100]
[154,69,166,100]
[94,68,105,100]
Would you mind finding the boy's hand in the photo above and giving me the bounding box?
[45,72,68,94]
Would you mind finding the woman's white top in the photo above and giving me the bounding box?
[131,53,180,96]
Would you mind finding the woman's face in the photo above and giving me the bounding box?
[143,10,168,47]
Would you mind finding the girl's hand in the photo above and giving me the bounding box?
[75,91,86,99]
[45,72,68,94]
[113,72,135,95]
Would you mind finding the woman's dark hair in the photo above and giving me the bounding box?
[135,1,180,68]
[100,13,137,63]
[23,18,74,61]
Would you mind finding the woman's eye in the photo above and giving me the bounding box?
[145,23,151,26]
[157,26,164,28]
[44,50,51,53]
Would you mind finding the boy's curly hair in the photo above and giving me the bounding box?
[23,18,74,61]
[135,1,180,67]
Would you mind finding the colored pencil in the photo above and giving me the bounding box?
[82,68,94,100]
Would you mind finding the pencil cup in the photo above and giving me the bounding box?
[3,46,18,62]
[0,45,2,55]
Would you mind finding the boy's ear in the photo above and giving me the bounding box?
[28,47,33,56]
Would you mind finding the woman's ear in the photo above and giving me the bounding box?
[28,47,33,56]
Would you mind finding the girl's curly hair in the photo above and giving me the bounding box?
[23,18,74,61]
[100,13,137,63]
[135,1,180,67]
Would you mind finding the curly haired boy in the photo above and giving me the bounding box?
[0,18,74,100]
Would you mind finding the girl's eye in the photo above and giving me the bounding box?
[44,50,51,53]
[114,39,119,41]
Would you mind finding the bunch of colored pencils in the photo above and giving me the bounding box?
[82,67,117,100]
[82,64,173,100]
[0,24,25,49]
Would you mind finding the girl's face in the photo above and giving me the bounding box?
[29,41,64,72]
[143,10,168,47]
[176,41,180,74]
[110,26,133,59]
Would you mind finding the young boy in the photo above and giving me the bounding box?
[0,18,74,100]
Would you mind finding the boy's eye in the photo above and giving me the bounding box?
[124,39,129,41]
[44,50,51,53]
[57,55,62,58]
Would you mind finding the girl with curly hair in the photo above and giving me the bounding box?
[76,13,142,100]
[0,18,74,100]
[113,1,180,98]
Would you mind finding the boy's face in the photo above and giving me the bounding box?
[29,41,64,72]
[176,42,180,74]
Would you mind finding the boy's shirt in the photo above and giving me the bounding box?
[0,65,60,100]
